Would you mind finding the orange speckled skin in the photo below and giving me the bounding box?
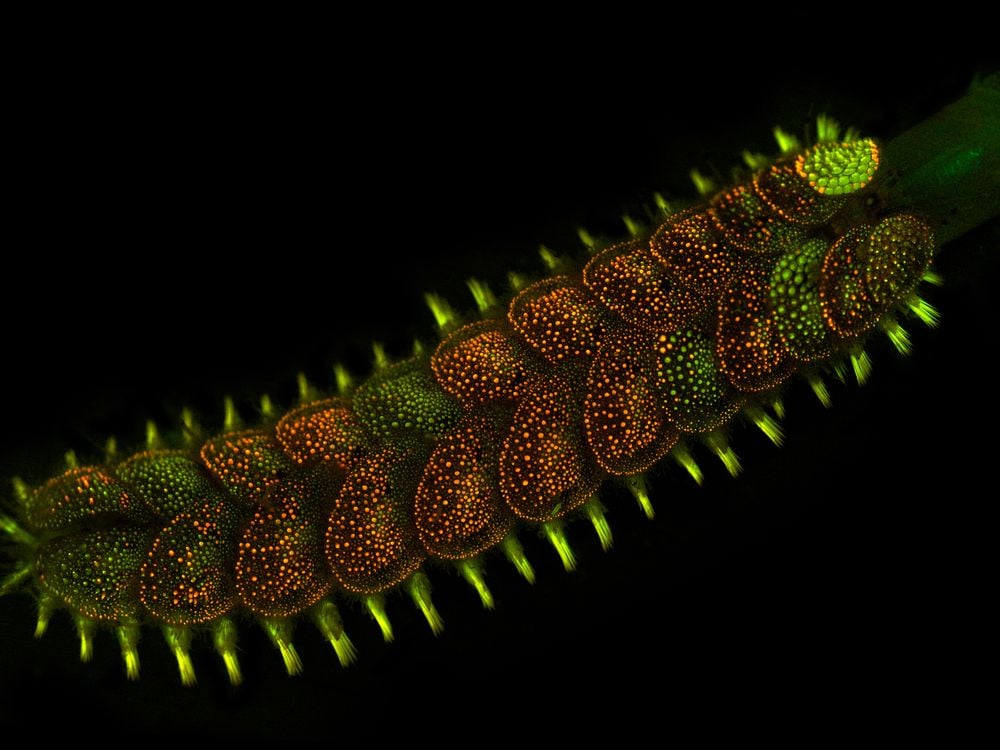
[15,138,936,666]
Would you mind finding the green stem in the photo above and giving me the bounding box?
[885,73,1000,245]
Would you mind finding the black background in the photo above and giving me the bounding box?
[0,40,996,739]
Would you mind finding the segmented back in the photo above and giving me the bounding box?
[0,126,941,687]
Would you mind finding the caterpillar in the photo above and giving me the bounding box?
[3,73,996,732]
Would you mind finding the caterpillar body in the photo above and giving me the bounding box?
[1,76,1000,736]
[0,119,946,686]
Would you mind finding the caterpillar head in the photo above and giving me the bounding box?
[792,139,936,337]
